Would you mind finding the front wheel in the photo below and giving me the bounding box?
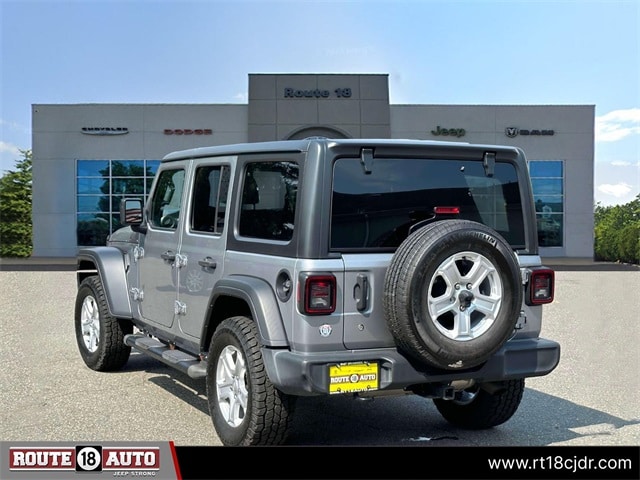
[433,379,525,429]
[74,275,132,371]
[206,316,296,446]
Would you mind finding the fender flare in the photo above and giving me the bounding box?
[77,247,133,319]
[204,276,289,350]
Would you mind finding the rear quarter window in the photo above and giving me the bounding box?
[238,161,298,241]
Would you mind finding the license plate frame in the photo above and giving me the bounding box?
[328,362,379,394]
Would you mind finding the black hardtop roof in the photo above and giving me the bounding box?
[161,137,524,163]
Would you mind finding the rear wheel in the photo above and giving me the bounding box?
[74,275,132,371]
[433,379,525,429]
[206,316,295,446]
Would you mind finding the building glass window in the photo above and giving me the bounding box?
[529,160,564,248]
[76,159,160,246]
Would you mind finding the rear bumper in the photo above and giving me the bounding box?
[262,337,560,396]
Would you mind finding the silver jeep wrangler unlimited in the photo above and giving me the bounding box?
[75,138,560,446]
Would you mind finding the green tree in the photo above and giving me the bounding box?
[594,194,640,264]
[0,149,33,257]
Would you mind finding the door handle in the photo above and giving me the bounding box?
[198,257,217,269]
[161,250,176,262]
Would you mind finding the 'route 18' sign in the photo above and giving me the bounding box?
[284,88,352,98]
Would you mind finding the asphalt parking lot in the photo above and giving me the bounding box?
[0,259,638,447]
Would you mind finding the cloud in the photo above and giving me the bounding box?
[0,141,21,156]
[0,118,30,135]
[610,161,634,167]
[597,182,634,198]
[595,108,640,142]
[233,92,248,103]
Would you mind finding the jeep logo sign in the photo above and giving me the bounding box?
[431,126,466,138]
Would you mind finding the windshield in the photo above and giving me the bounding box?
[331,157,525,250]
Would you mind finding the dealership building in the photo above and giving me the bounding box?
[31,73,595,258]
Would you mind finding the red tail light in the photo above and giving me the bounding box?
[300,274,336,315]
[527,268,554,305]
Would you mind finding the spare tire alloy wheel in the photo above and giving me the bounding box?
[384,220,522,370]
[428,251,502,342]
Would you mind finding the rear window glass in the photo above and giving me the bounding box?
[331,158,525,250]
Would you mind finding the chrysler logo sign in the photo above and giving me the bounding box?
[505,127,554,137]
[81,127,129,135]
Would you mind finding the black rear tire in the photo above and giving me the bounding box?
[434,379,525,429]
[206,316,295,446]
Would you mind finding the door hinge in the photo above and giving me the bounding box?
[130,287,144,302]
[175,253,188,269]
[133,246,144,262]
[175,300,187,316]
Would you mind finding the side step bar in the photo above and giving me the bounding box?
[124,334,207,379]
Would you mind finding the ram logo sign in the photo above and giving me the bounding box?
[505,127,554,137]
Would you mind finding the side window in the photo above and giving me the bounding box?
[191,165,230,234]
[149,168,185,229]
[238,161,298,241]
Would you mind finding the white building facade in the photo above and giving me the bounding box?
[31,73,595,258]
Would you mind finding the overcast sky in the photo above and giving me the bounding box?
[1,0,638,206]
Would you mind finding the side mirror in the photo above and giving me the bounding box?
[120,198,145,232]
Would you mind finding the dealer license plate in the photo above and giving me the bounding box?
[328,362,379,394]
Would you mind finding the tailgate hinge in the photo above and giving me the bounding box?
[483,151,495,177]
[360,148,374,175]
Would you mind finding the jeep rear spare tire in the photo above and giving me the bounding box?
[383,220,522,370]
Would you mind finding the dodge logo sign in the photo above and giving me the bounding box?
[164,129,212,135]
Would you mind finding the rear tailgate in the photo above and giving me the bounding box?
[341,253,396,349]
